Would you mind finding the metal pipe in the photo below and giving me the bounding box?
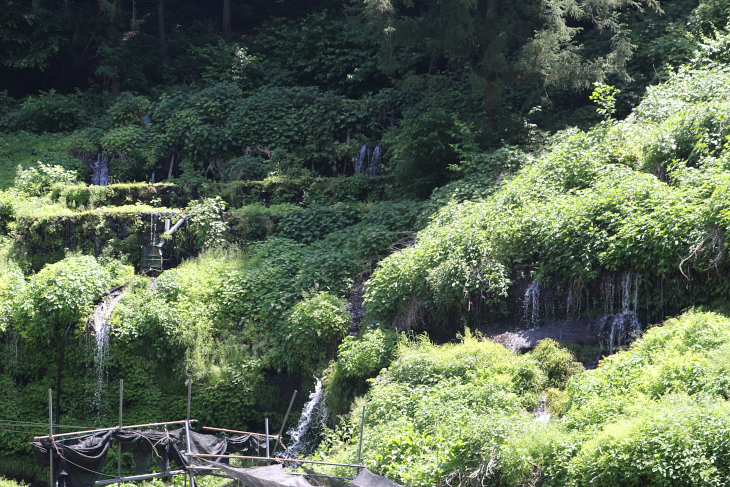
[185,377,196,487]
[357,406,366,475]
[187,376,192,425]
[201,426,280,439]
[265,419,269,459]
[273,390,297,455]
[34,420,198,440]
[49,389,54,487]
[158,215,186,248]
[94,470,186,485]
[187,454,363,468]
[118,380,123,482]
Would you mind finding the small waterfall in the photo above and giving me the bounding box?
[90,153,109,186]
[523,281,541,326]
[283,378,327,458]
[535,395,551,426]
[89,290,124,418]
[355,143,382,176]
[600,270,641,353]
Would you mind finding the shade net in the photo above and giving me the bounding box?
[32,427,271,486]
[213,463,406,487]
[213,463,314,487]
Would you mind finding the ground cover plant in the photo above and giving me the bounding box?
[5,0,730,485]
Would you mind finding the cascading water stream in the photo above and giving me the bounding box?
[523,281,541,326]
[90,290,125,418]
[90,153,109,186]
[355,143,382,176]
[283,378,327,458]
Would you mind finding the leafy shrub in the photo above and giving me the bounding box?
[108,92,151,126]
[2,90,84,132]
[14,162,77,196]
[530,339,584,389]
[186,197,229,250]
[273,292,350,376]
[276,204,361,244]
[337,328,399,379]
[15,255,111,343]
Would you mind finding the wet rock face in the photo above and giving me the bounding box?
[488,312,641,360]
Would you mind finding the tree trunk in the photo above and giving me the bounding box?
[223,0,232,40]
[55,324,73,434]
[157,0,168,57]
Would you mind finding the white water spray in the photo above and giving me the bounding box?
[90,290,124,417]
[284,378,327,458]
[523,281,541,326]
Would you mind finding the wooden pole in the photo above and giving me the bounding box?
[118,379,123,483]
[49,389,54,487]
[273,390,296,455]
[265,419,269,459]
[357,406,365,475]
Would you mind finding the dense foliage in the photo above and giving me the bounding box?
[4,0,730,485]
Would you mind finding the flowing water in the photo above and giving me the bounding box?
[283,378,327,458]
[90,153,109,186]
[522,281,541,326]
[355,143,382,176]
[89,290,125,418]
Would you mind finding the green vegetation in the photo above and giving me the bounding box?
[3,0,730,485]
[315,311,730,487]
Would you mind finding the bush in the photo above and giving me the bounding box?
[337,328,400,379]
[272,292,350,376]
[530,339,584,389]
[15,255,111,343]
[14,162,77,196]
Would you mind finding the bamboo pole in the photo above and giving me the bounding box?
[34,420,198,440]
[273,390,297,454]
[187,453,363,468]
[201,426,280,439]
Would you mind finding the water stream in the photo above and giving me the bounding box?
[355,143,382,176]
[89,290,125,418]
[90,153,109,186]
[283,378,327,458]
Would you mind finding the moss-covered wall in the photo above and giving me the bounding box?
[13,209,186,273]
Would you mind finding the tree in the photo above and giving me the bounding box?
[16,255,111,428]
[157,0,168,57]
[223,0,232,39]
[360,0,658,119]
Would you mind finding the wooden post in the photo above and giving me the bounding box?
[273,390,297,455]
[357,406,365,475]
[118,380,123,483]
[49,389,54,487]
[265,419,270,459]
